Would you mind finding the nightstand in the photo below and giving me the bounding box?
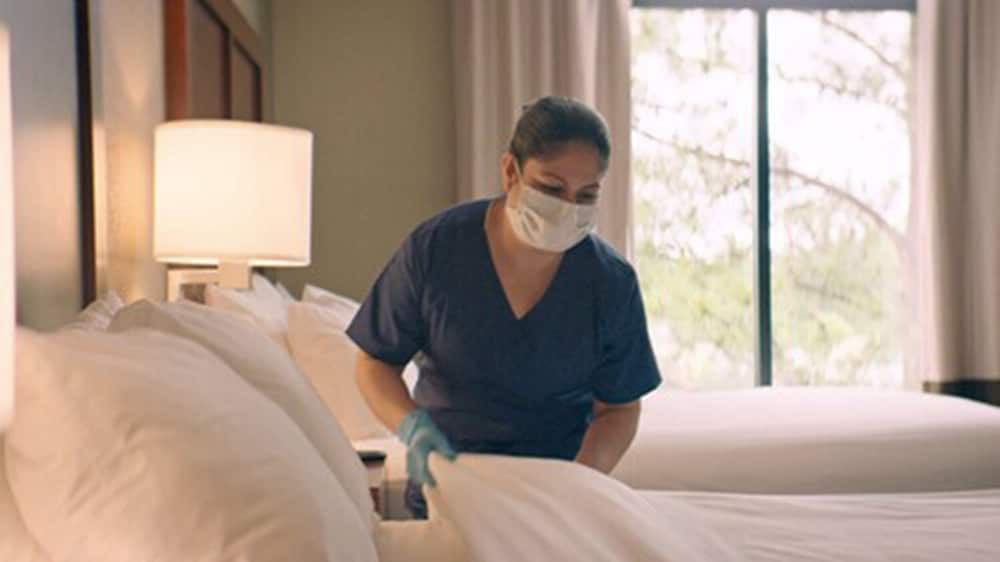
[358,449,387,517]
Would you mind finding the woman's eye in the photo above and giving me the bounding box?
[541,185,562,195]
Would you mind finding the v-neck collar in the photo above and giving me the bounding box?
[480,198,569,324]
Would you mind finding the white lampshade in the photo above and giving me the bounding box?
[154,120,312,267]
[1,25,15,431]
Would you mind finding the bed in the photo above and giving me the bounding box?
[357,383,1000,520]
[651,489,1000,562]
[5,280,1000,561]
[614,386,1000,493]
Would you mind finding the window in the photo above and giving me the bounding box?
[631,1,914,390]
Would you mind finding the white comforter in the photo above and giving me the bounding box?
[615,387,1000,493]
[650,489,1000,562]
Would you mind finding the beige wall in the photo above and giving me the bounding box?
[271,0,456,300]
[0,0,83,330]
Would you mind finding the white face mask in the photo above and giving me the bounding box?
[505,173,598,253]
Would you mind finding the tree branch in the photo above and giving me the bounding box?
[819,14,906,84]
[773,67,908,123]
[633,128,908,257]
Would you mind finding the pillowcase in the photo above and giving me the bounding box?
[425,454,739,562]
[275,281,297,304]
[204,273,289,346]
[59,290,124,332]
[0,445,50,562]
[6,328,377,562]
[109,300,374,527]
[302,283,359,328]
[287,302,391,440]
[300,284,419,391]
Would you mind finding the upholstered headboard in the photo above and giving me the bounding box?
[5,0,91,330]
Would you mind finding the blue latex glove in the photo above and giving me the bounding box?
[397,409,457,486]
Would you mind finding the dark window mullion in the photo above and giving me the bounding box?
[753,8,773,386]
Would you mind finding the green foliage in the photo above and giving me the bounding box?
[630,9,912,390]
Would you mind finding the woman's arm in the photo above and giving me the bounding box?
[574,399,641,473]
[355,349,417,431]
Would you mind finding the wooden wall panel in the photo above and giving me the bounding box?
[187,0,228,118]
[230,42,260,121]
[164,0,266,121]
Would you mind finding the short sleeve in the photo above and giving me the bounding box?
[591,273,662,404]
[346,232,427,366]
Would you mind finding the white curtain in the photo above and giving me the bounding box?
[913,0,1000,384]
[451,0,633,256]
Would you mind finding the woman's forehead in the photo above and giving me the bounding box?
[522,143,604,182]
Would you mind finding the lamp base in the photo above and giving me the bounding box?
[218,261,252,290]
[166,261,252,302]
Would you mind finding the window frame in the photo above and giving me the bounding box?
[632,0,915,386]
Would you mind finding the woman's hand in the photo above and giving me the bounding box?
[355,350,456,485]
[397,409,457,486]
[574,399,641,474]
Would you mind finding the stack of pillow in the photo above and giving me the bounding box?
[0,275,420,561]
[204,275,417,440]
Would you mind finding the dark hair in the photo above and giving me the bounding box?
[508,96,611,171]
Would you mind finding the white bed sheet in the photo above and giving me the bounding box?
[647,488,1000,562]
[615,387,1000,493]
[374,519,467,562]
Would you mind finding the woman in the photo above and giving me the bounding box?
[347,96,661,518]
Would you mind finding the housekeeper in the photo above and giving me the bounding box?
[347,96,661,519]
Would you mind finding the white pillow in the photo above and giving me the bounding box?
[6,328,377,562]
[59,290,124,332]
[109,300,374,527]
[425,454,739,562]
[301,283,360,327]
[204,273,289,346]
[288,302,391,440]
[300,285,419,391]
[0,445,50,562]
[275,281,297,304]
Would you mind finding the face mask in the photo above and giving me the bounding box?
[505,172,598,253]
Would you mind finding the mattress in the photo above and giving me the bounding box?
[614,387,1000,493]
[646,488,1000,561]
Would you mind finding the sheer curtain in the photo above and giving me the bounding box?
[451,0,633,256]
[913,0,1000,386]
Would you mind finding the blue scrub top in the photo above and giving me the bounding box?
[346,199,661,460]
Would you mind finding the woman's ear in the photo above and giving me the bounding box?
[499,152,518,195]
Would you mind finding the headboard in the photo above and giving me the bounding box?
[5,0,90,330]
[164,0,268,122]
